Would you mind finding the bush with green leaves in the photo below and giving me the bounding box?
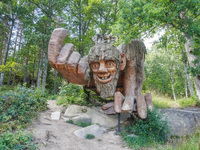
[177,96,200,108]
[0,131,37,150]
[85,134,95,139]
[56,83,88,106]
[122,109,170,149]
[0,85,47,133]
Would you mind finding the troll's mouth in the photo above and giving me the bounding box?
[97,74,113,83]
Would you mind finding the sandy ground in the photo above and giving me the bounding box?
[27,100,131,150]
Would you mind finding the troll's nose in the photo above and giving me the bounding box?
[99,60,108,72]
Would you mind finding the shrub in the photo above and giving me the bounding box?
[0,131,37,150]
[122,109,170,149]
[0,85,47,133]
[85,134,95,139]
[165,131,200,150]
[56,83,88,106]
[177,96,200,108]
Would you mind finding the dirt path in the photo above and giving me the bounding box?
[27,100,130,150]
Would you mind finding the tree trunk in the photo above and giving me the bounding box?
[78,0,83,55]
[182,53,194,97]
[12,27,23,87]
[0,19,14,90]
[42,49,48,94]
[170,67,177,100]
[184,34,200,100]
[23,51,29,84]
[7,23,20,85]
[0,19,9,65]
[185,78,188,98]
[54,69,58,94]
[185,63,194,96]
[31,57,36,87]
[36,48,43,88]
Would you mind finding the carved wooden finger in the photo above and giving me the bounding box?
[77,56,89,80]
[136,94,147,119]
[48,28,69,67]
[144,93,153,111]
[114,91,123,113]
[121,96,134,113]
[67,52,81,74]
[57,43,74,63]
[102,102,114,110]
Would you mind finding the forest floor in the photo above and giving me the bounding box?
[27,100,130,150]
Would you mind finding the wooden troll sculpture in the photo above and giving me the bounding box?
[48,28,153,119]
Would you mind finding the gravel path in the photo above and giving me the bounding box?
[27,100,130,150]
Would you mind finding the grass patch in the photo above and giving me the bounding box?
[165,131,200,150]
[122,109,170,149]
[76,121,92,127]
[85,134,95,139]
[0,131,37,149]
[177,96,200,108]
[152,93,180,109]
[66,119,91,127]
[152,93,200,109]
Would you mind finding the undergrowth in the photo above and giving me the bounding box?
[165,131,200,150]
[122,109,170,149]
[55,83,88,106]
[152,92,200,109]
[0,85,47,133]
[66,119,92,127]
[0,131,37,150]
[177,96,200,108]
[85,134,95,139]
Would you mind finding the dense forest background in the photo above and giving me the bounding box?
[0,0,199,101]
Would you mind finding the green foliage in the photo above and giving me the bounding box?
[0,85,47,133]
[56,83,88,106]
[76,122,92,127]
[152,93,180,109]
[165,131,200,150]
[122,109,170,149]
[177,96,200,108]
[85,134,95,139]
[0,61,19,72]
[0,131,37,150]
[144,48,185,99]
[66,119,74,124]
[66,119,91,127]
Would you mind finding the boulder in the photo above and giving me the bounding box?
[74,124,104,139]
[160,108,200,136]
[71,114,92,125]
[51,111,61,120]
[64,105,130,128]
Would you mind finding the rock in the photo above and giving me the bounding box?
[64,105,130,128]
[51,111,61,120]
[71,114,92,125]
[47,100,63,111]
[108,140,117,144]
[61,116,70,122]
[160,108,200,136]
[74,124,104,139]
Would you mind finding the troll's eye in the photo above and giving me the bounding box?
[106,60,115,68]
[91,62,100,69]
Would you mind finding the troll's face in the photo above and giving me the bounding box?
[88,44,125,99]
